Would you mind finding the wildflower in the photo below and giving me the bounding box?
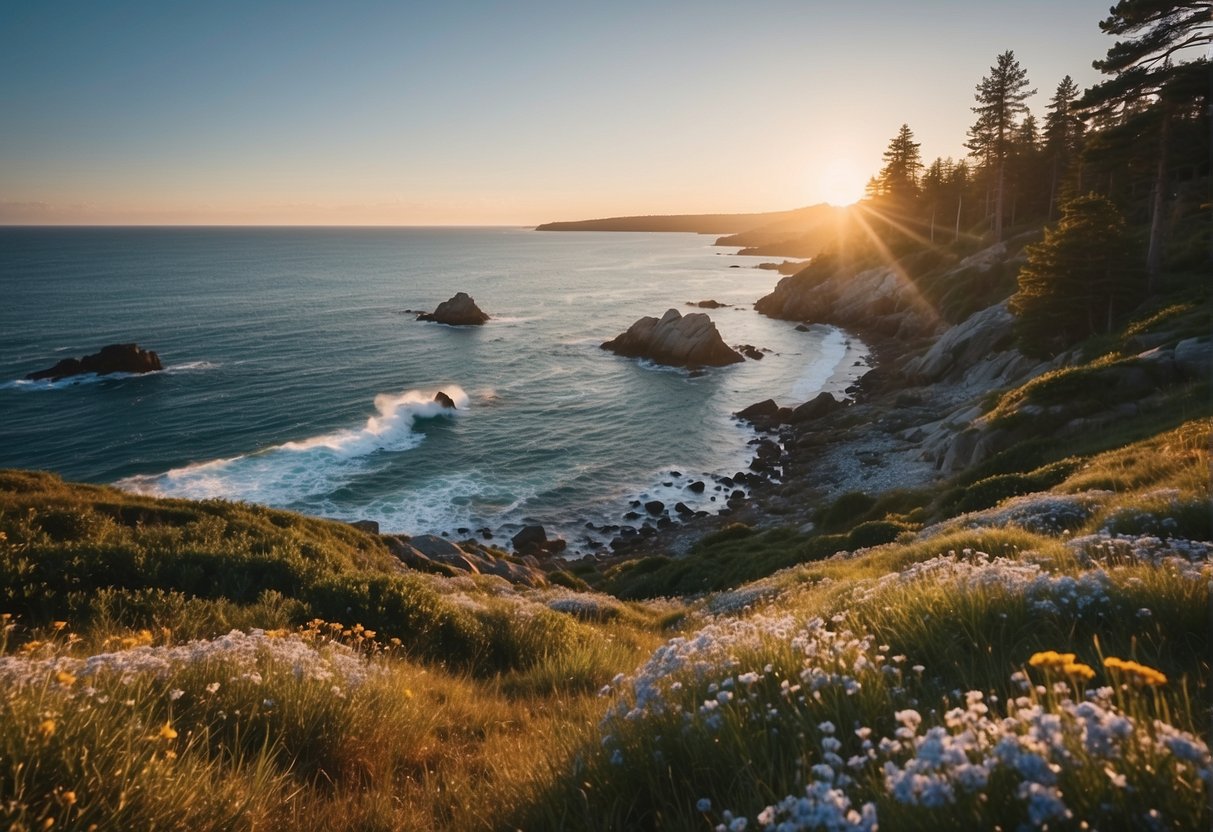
[205,682,221,694]
[61,791,77,806]
[38,718,56,739]
[55,670,76,687]
[51,621,67,631]
[158,722,178,741]
[1103,657,1167,687]
[1063,662,1095,683]
[697,798,712,812]
[1028,651,1076,671]
[168,688,184,701]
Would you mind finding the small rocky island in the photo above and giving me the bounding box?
[602,308,743,367]
[26,343,163,381]
[417,292,490,326]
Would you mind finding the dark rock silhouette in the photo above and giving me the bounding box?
[418,292,489,326]
[434,391,457,409]
[602,309,743,368]
[27,343,162,381]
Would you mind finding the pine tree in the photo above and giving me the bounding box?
[1043,76,1084,217]
[1010,193,1143,356]
[1082,1,1213,280]
[877,124,924,204]
[966,51,1036,241]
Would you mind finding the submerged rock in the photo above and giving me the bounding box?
[602,308,743,368]
[27,343,162,381]
[418,292,490,326]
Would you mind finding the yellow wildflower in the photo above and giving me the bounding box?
[39,718,56,739]
[362,630,376,639]
[158,722,178,741]
[61,791,77,806]
[51,621,68,631]
[1063,662,1095,682]
[1104,657,1167,687]
[1028,651,1076,670]
[55,670,77,687]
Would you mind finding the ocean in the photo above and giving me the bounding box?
[0,227,867,551]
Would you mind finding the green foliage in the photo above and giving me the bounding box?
[1010,193,1145,356]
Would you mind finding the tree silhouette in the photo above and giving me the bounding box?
[877,124,924,204]
[967,51,1036,242]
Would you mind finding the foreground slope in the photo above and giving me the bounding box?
[0,401,1209,829]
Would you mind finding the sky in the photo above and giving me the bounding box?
[0,1,1117,226]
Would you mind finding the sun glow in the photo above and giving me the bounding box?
[811,161,868,207]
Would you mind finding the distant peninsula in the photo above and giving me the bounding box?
[536,203,843,259]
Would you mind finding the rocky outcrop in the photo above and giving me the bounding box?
[602,309,744,368]
[511,525,567,556]
[434,391,457,409]
[756,262,943,340]
[689,299,728,309]
[385,534,547,587]
[27,343,162,381]
[418,292,489,326]
[903,303,1016,383]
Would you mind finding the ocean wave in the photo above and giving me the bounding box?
[0,361,220,392]
[116,386,467,505]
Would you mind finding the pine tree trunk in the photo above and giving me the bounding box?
[955,196,962,244]
[1145,111,1170,291]
[994,160,1005,242]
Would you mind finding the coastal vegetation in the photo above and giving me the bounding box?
[2,2,1210,830]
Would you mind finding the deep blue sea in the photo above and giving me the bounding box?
[0,227,866,551]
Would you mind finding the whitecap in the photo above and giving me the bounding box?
[116,386,467,505]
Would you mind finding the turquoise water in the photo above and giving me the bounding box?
[0,227,866,550]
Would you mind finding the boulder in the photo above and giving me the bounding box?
[689,299,728,309]
[417,292,489,326]
[602,309,744,368]
[644,500,665,515]
[511,524,566,556]
[737,344,765,360]
[434,391,457,409]
[787,391,843,424]
[27,343,162,381]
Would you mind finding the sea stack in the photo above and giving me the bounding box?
[417,292,490,326]
[26,343,163,381]
[602,308,743,368]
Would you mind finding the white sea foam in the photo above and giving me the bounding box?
[116,386,466,506]
[790,326,850,401]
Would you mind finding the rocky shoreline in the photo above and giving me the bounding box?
[345,238,1212,585]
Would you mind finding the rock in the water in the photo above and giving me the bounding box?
[737,344,765,360]
[644,500,665,515]
[689,299,728,309]
[687,480,706,493]
[27,343,162,381]
[417,292,490,326]
[434,391,457,409]
[601,308,743,368]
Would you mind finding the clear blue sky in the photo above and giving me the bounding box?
[0,1,1115,225]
